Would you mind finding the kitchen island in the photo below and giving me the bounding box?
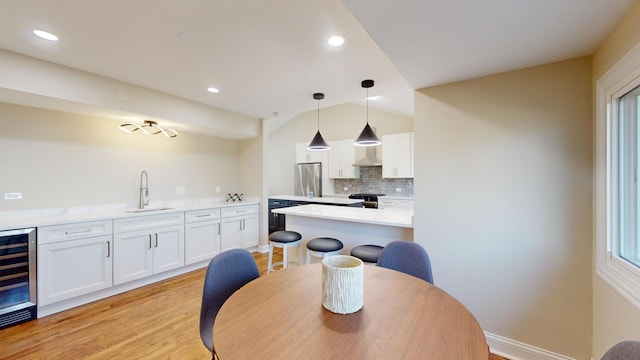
[271,204,413,263]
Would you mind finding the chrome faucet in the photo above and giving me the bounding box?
[139,170,150,209]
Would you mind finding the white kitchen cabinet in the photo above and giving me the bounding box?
[220,205,260,251]
[382,132,413,178]
[296,143,325,163]
[185,208,221,265]
[328,140,360,179]
[113,213,185,285]
[38,221,113,306]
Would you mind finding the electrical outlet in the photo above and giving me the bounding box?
[176,186,186,195]
[216,185,221,193]
[343,187,348,191]
[4,192,22,200]
[395,188,402,192]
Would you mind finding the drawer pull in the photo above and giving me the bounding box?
[65,228,92,235]
[196,214,211,218]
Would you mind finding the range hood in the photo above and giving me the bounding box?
[353,146,382,167]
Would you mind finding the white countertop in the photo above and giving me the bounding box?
[269,195,363,205]
[272,204,413,228]
[0,198,260,231]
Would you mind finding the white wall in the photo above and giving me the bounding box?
[0,102,242,211]
[414,57,593,359]
[268,102,413,195]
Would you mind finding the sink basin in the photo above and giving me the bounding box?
[123,207,174,213]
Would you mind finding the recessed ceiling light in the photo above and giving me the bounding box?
[328,35,344,47]
[207,87,220,93]
[33,29,59,41]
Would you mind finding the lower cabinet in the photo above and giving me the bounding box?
[35,203,258,313]
[185,208,221,265]
[37,221,113,306]
[113,213,185,286]
[220,205,260,251]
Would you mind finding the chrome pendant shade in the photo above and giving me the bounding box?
[307,92,330,151]
[355,79,381,147]
[119,120,178,138]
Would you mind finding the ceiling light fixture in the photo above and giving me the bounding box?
[328,35,344,47]
[119,120,178,138]
[307,93,330,151]
[33,29,59,41]
[354,80,381,147]
[207,87,220,93]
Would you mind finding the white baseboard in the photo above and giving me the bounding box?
[486,332,576,360]
[255,244,269,253]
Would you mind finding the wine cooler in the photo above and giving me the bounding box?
[0,227,36,328]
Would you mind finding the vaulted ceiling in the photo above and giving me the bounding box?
[0,0,637,137]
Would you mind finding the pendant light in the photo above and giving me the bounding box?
[307,93,330,151]
[354,79,381,147]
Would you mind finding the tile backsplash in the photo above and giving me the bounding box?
[333,167,413,197]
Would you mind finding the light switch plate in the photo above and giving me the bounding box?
[176,186,186,195]
[216,185,221,193]
[4,192,22,200]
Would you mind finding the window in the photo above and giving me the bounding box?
[617,85,640,268]
[596,40,640,309]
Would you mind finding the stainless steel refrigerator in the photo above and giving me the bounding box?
[294,162,322,197]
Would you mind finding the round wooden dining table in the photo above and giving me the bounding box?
[213,263,488,359]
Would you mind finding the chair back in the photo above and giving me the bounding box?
[377,241,434,284]
[200,249,260,355]
[601,341,640,360]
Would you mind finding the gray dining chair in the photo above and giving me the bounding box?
[200,249,260,360]
[377,241,434,284]
[601,341,640,360]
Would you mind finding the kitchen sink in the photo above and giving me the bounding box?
[123,207,174,213]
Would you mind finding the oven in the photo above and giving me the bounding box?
[348,193,385,209]
[0,227,37,329]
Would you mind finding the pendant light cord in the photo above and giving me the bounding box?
[366,87,369,125]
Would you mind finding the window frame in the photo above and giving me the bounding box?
[596,40,640,309]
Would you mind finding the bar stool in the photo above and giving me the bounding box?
[306,237,344,264]
[268,231,303,273]
[350,244,384,264]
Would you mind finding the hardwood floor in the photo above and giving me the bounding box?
[0,251,508,359]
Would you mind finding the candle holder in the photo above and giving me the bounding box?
[322,255,364,314]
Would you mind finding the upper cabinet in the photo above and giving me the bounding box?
[328,140,360,179]
[382,133,413,178]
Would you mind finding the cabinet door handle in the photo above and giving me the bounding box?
[107,241,111,258]
[217,223,221,235]
[148,234,152,249]
[239,220,242,231]
[242,219,246,230]
[65,228,92,235]
[155,233,159,247]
